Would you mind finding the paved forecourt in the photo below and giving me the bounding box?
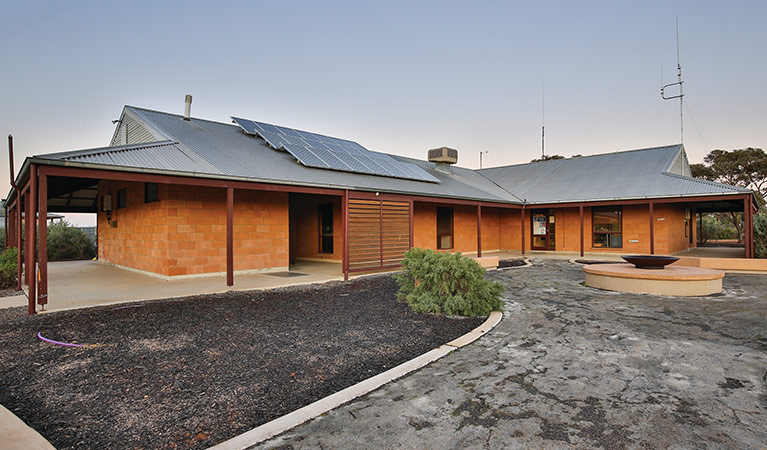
[255,259,767,449]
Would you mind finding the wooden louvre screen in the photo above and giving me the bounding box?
[348,199,411,272]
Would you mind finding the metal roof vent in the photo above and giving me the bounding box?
[428,147,458,174]
[183,94,192,121]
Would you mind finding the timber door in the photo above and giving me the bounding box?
[531,209,556,250]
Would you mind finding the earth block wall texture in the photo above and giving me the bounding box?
[98,182,289,276]
[549,204,691,255]
[97,181,694,278]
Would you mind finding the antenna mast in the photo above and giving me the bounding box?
[661,17,684,144]
[541,78,545,158]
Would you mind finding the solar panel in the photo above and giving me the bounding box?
[231,116,440,183]
[282,144,331,169]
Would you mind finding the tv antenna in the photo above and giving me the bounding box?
[541,78,545,158]
[661,17,684,143]
[479,150,488,169]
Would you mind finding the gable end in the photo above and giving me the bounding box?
[110,109,164,146]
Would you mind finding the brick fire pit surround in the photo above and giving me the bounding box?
[583,263,725,296]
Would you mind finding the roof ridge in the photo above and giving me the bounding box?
[478,144,682,172]
[127,106,239,128]
[473,170,525,203]
[660,172,751,192]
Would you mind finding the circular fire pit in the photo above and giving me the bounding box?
[621,255,679,269]
[583,263,724,296]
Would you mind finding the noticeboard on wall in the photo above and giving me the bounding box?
[533,214,547,235]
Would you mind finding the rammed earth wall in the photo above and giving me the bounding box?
[98,182,289,276]
[97,182,694,277]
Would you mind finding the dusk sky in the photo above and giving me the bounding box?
[1,1,765,225]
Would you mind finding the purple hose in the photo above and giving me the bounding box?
[37,332,84,347]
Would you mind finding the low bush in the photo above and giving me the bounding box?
[0,247,17,289]
[47,221,96,261]
[754,211,767,258]
[394,248,504,317]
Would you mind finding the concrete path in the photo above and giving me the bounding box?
[677,247,745,259]
[256,259,767,449]
[0,405,55,450]
[1,260,341,312]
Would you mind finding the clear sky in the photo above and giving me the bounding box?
[1,1,765,225]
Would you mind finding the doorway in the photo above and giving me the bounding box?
[531,209,556,250]
[288,193,341,267]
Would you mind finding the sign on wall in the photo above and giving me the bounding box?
[533,214,547,235]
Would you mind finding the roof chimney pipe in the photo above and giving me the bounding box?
[183,94,193,121]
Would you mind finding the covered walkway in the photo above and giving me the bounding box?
[1,260,342,312]
[677,247,745,258]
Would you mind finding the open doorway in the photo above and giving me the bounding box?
[288,193,343,276]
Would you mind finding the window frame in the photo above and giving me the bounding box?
[592,206,623,249]
[318,203,334,254]
[117,188,127,209]
[144,182,159,203]
[436,206,454,250]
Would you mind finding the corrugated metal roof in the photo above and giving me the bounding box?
[41,141,224,174]
[477,145,751,203]
[120,107,514,203]
[32,106,751,206]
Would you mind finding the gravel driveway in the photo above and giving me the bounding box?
[257,259,767,449]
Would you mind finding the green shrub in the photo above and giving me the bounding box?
[0,247,17,289]
[47,221,96,261]
[394,248,504,317]
[754,212,767,258]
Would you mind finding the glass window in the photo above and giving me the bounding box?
[592,206,622,248]
[145,183,159,203]
[117,189,127,209]
[318,204,333,253]
[437,207,453,250]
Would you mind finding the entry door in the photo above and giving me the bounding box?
[531,209,556,250]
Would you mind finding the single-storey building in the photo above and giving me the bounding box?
[4,99,758,314]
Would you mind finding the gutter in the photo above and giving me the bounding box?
[15,157,520,207]
[529,192,753,205]
[8,158,757,210]
[5,156,32,203]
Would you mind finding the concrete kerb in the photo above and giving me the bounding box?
[0,404,56,450]
[23,276,345,314]
[208,310,504,450]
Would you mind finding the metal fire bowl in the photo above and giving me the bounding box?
[621,255,680,269]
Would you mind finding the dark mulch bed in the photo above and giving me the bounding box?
[0,287,20,298]
[498,258,527,269]
[0,275,482,449]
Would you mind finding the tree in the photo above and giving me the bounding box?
[531,154,565,162]
[691,148,767,243]
[692,148,767,200]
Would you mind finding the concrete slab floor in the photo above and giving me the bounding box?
[1,260,342,313]
[675,246,745,259]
